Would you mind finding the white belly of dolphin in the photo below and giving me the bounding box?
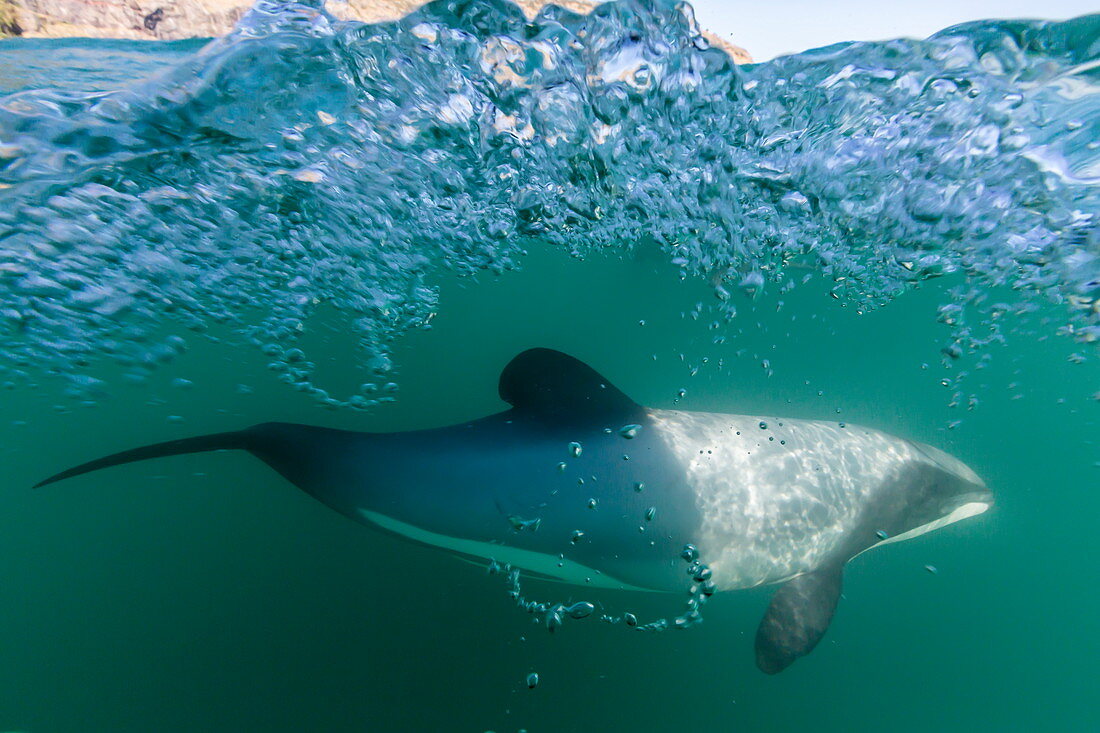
[359,509,650,591]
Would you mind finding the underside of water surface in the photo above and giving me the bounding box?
[0,0,1096,403]
[0,1,1097,732]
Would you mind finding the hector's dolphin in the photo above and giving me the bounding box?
[36,348,992,673]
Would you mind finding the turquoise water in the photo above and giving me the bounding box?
[0,1,1097,731]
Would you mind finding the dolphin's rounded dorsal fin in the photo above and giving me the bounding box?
[498,348,643,421]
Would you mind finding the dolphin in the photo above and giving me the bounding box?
[35,348,992,673]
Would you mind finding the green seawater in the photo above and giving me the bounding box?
[0,0,1097,731]
[1,250,1096,732]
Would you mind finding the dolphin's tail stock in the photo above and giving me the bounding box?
[32,422,337,489]
[33,430,256,488]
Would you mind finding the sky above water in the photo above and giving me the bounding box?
[689,0,1098,61]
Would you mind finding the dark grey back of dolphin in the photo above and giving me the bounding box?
[34,349,700,593]
[34,348,641,489]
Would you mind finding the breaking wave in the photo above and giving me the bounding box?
[0,0,1096,405]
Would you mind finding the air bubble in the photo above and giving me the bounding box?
[565,602,595,619]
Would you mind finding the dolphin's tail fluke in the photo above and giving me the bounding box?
[34,429,257,488]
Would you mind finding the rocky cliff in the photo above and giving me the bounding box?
[3,0,751,62]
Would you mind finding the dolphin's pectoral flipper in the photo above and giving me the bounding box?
[499,348,644,421]
[754,564,844,674]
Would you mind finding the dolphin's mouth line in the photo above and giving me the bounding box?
[877,500,991,547]
[956,489,995,508]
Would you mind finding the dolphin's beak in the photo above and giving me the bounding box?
[943,459,993,513]
[957,486,994,510]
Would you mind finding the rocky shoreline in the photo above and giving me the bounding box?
[0,0,750,62]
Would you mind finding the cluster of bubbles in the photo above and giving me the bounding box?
[487,540,715,636]
[488,560,600,631]
[0,0,1096,401]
